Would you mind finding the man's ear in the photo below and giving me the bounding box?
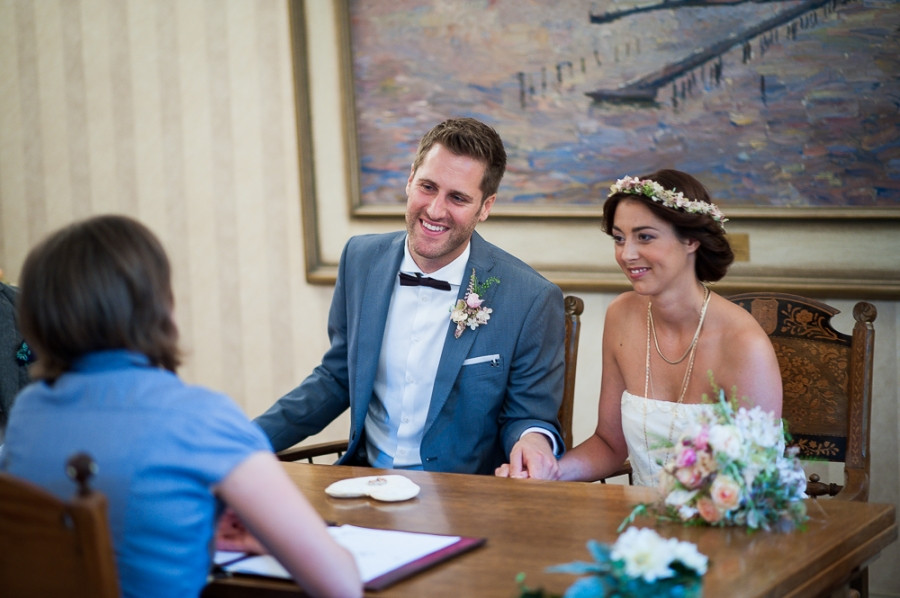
[478,194,497,222]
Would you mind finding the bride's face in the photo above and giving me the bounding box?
[610,199,698,295]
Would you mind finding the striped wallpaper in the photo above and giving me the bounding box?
[0,0,335,421]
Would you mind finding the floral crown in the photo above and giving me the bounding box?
[609,175,728,230]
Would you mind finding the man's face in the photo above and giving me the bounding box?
[405,144,496,273]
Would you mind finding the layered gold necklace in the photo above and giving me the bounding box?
[642,285,711,472]
[648,285,711,366]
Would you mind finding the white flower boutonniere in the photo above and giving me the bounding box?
[450,268,499,339]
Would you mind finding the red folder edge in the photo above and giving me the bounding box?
[364,535,486,592]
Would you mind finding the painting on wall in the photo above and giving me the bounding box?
[341,0,899,218]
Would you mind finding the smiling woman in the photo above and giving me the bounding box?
[552,169,783,486]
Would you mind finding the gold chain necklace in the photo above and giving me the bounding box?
[642,290,707,472]
[648,285,711,365]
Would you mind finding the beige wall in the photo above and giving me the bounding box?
[1,1,897,594]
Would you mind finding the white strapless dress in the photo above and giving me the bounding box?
[620,390,715,487]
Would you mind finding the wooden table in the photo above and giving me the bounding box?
[204,463,897,598]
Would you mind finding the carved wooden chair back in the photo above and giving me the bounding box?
[728,292,876,501]
[0,453,119,598]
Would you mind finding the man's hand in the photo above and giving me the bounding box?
[215,507,267,554]
[494,432,560,480]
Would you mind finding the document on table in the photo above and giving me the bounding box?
[214,524,485,591]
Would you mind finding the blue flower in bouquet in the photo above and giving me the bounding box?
[623,385,808,532]
[525,527,707,598]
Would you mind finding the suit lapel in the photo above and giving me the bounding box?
[425,232,498,431]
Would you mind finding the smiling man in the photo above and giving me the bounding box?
[254,117,565,478]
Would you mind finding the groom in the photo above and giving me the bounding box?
[254,117,565,478]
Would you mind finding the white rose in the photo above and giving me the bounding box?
[665,488,698,508]
[708,424,744,460]
[612,528,676,582]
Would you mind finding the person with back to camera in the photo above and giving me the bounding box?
[0,215,361,598]
[497,169,782,484]
[254,117,566,479]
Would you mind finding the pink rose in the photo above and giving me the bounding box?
[696,497,723,523]
[675,446,697,469]
[465,293,483,309]
[693,426,709,451]
[674,449,716,490]
[675,466,704,490]
[711,475,742,511]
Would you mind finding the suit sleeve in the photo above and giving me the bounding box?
[253,244,354,452]
[498,280,566,457]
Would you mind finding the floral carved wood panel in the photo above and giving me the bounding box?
[732,295,853,462]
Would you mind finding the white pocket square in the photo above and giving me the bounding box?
[462,354,501,366]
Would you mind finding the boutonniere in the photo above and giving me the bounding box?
[450,268,499,339]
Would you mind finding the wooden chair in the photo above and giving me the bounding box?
[0,453,119,598]
[729,292,876,598]
[277,294,586,462]
[729,292,876,502]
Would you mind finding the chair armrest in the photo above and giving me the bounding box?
[277,440,349,463]
[600,460,633,484]
[831,470,869,502]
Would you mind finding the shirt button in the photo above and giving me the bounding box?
[402,417,410,424]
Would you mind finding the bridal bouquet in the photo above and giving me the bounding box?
[624,387,808,532]
[517,527,707,598]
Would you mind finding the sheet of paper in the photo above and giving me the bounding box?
[215,524,460,583]
[328,524,460,582]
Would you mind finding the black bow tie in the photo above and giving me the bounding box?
[399,272,452,291]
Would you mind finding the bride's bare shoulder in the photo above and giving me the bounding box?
[605,291,644,332]
[608,291,642,313]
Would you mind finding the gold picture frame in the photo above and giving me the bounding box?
[290,1,900,298]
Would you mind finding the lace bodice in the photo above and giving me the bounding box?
[620,390,714,486]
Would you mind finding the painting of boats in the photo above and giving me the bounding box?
[345,0,900,213]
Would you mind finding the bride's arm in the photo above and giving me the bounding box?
[558,305,630,482]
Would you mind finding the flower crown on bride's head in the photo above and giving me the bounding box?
[609,175,728,230]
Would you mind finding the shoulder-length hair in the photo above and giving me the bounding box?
[601,169,734,282]
[18,215,181,381]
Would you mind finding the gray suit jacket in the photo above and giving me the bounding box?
[1,283,31,443]
[255,231,565,474]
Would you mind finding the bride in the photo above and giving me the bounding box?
[499,169,782,484]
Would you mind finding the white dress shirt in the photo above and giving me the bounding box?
[365,239,468,468]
